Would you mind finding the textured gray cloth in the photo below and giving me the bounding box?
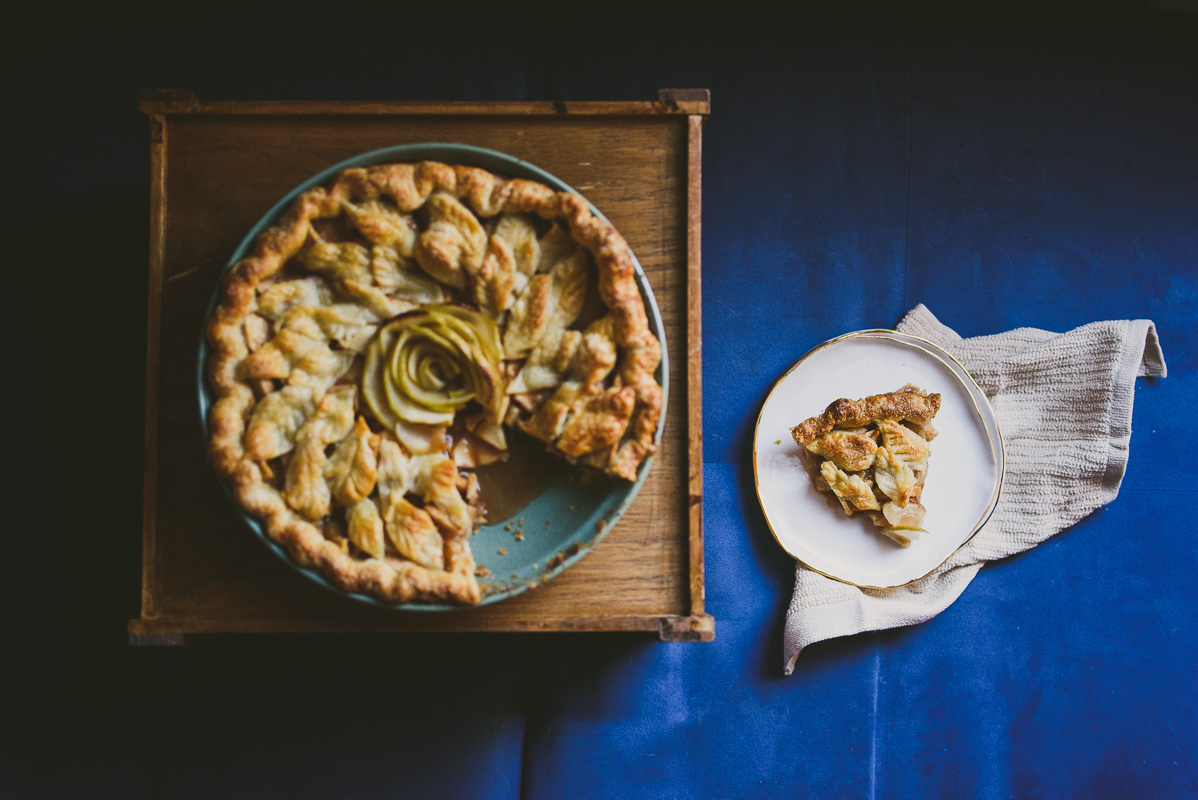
[784,305,1166,675]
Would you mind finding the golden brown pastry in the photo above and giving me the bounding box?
[206,161,663,605]
[791,385,939,548]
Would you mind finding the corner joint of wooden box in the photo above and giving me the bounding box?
[656,89,711,115]
[658,613,714,642]
[128,620,187,646]
[139,88,200,115]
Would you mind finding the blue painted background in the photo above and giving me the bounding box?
[8,6,1195,798]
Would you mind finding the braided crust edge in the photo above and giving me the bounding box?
[790,385,941,445]
[206,162,663,605]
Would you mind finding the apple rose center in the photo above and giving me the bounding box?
[364,304,505,429]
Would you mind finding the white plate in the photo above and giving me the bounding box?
[753,330,1004,588]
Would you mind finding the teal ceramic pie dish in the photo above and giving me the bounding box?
[197,143,668,611]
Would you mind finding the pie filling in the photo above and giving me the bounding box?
[206,161,663,604]
[790,384,940,548]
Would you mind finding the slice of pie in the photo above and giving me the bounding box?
[206,161,663,604]
[790,384,940,547]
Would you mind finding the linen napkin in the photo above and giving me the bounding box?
[784,304,1167,675]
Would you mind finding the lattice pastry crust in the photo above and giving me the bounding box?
[206,161,663,604]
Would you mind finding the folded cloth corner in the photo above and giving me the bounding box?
[783,304,1166,675]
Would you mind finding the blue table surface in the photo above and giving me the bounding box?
[8,7,1196,798]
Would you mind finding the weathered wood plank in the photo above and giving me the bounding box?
[141,114,167,620]
[686,114,706,618]
[138,89,711,117]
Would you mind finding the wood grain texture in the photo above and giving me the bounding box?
[141,114,167,620]
[686,114,706,618]
[134,96,711,642]
[138,89,711,117]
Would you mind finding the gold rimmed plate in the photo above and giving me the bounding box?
[753,330,1004,588]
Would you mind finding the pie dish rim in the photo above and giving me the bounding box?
[196,142,670,611]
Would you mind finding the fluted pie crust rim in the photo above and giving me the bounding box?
[204,159,664,606]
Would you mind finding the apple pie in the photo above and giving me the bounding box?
[206,160,663,604]
[790,385,940,547]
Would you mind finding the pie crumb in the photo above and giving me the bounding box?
[498,548,507,556]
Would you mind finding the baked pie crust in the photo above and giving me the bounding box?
[206,161,663,605]
[790,385,940,547]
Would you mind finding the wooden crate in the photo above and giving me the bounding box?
[130,89,711,644]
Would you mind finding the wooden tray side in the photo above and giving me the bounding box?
[138,89,711,117]
[141,114,167,621]
[133,93,711,643]
[686,114,706,620]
